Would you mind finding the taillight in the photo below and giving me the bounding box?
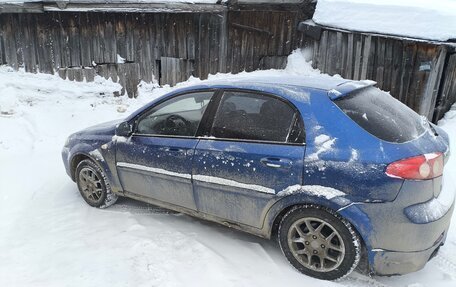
[386,152,444,180]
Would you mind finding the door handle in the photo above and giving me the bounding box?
[164,147,185,153]
[260,157,292,169]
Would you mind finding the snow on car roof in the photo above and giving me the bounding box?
[201,74,351,92]
[163,74,369,106]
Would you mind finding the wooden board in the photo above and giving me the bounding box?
[259,56,288,69]
[433,53,456,121]
[297,26,454,122]
[160,56,193,86]
[0,10,454,121]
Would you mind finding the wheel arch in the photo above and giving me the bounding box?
[70,153,96,181]
[67,142,123,195]
[265,194,374,258]
[68,142,107,181]
[72,152,119,209]
[266,196,374,274]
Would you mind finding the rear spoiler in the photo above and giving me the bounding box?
[327,80,377,100]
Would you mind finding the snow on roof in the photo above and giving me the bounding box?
[0,0,304,4]
[0,0,305,13]
[0,0,40,3]
[0,0,222,5]
[313,0,456,42]
[0,0,226,13]
[61,0,220,3]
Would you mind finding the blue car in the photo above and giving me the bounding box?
[62,75,454,280]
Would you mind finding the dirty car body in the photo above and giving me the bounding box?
[62,75,454,277]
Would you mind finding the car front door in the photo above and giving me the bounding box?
[116,91,215,210]
[192,90,306,228]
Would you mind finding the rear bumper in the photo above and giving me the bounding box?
[353,174,455,275]
[371,229,446,275]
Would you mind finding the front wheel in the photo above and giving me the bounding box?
[76,159,118,208]
[278,205,361,280]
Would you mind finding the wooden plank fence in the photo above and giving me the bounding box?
[0,9,307,97]
[227,10,301,73]
[160,57,194,87]
[0,12,223,96]
[297,23,456,121]
[433,53,456,121]
[0,6,455,122]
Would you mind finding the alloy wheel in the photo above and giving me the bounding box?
[78,167,103,204]
[287,217,345,272]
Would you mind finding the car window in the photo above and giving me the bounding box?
[211,91,298,143]
[136,91,213,137]
[334,87,427,143]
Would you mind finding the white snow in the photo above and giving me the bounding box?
[1,49,456,286]
[112,134,130,143]
[89,148,106,163]
[0,0,223,3]
[313,0,456,41]
[350,148,359,162]
[314,134,331,145]
[193,175,275,194]
[116,54,126,64]
[277,184,346,199]
[308,134,337,161]
[117,162,192,179]
[328,88,342,97]
[404,172,455,223]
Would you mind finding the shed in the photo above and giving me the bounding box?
[298,20,456,122]
[1,0,455,122]
[0,0,315,96]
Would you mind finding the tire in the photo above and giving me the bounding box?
[75,159,118,208]
[278,205,360,280]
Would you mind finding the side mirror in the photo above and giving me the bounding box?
[116,121,133,137]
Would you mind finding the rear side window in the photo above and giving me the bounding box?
[211,91,303,143]
[334,87,426,143]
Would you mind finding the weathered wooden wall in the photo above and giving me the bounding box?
[433,53,456,121]
[298,25,456,121]
[0,8,454,122]
[0,8,309,97]
[0,12,227,96]
[227,10,302,73]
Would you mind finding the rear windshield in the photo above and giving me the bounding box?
[334,87,426,143]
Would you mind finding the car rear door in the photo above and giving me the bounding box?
[192,90,306,228]
[116,91,215,210]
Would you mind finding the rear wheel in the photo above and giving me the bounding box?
[76,159,118,208]
[278,205,360,280]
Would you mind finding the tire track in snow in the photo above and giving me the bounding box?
[434,254,456,278]
[340,272,393,287]
[110,203,178,215]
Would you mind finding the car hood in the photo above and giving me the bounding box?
[75,119,123,137]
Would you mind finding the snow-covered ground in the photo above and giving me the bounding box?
[1,50,456,286]
[313,0,456,41]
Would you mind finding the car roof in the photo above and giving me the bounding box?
[127,74,377,121]
[170,74,377,103]
[203,74,350,90]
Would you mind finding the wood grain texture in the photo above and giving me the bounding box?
[0,8,454,121]
[298,26,455,121]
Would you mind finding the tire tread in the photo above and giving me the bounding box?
[76,159,118,208]
[278,204,361,280]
